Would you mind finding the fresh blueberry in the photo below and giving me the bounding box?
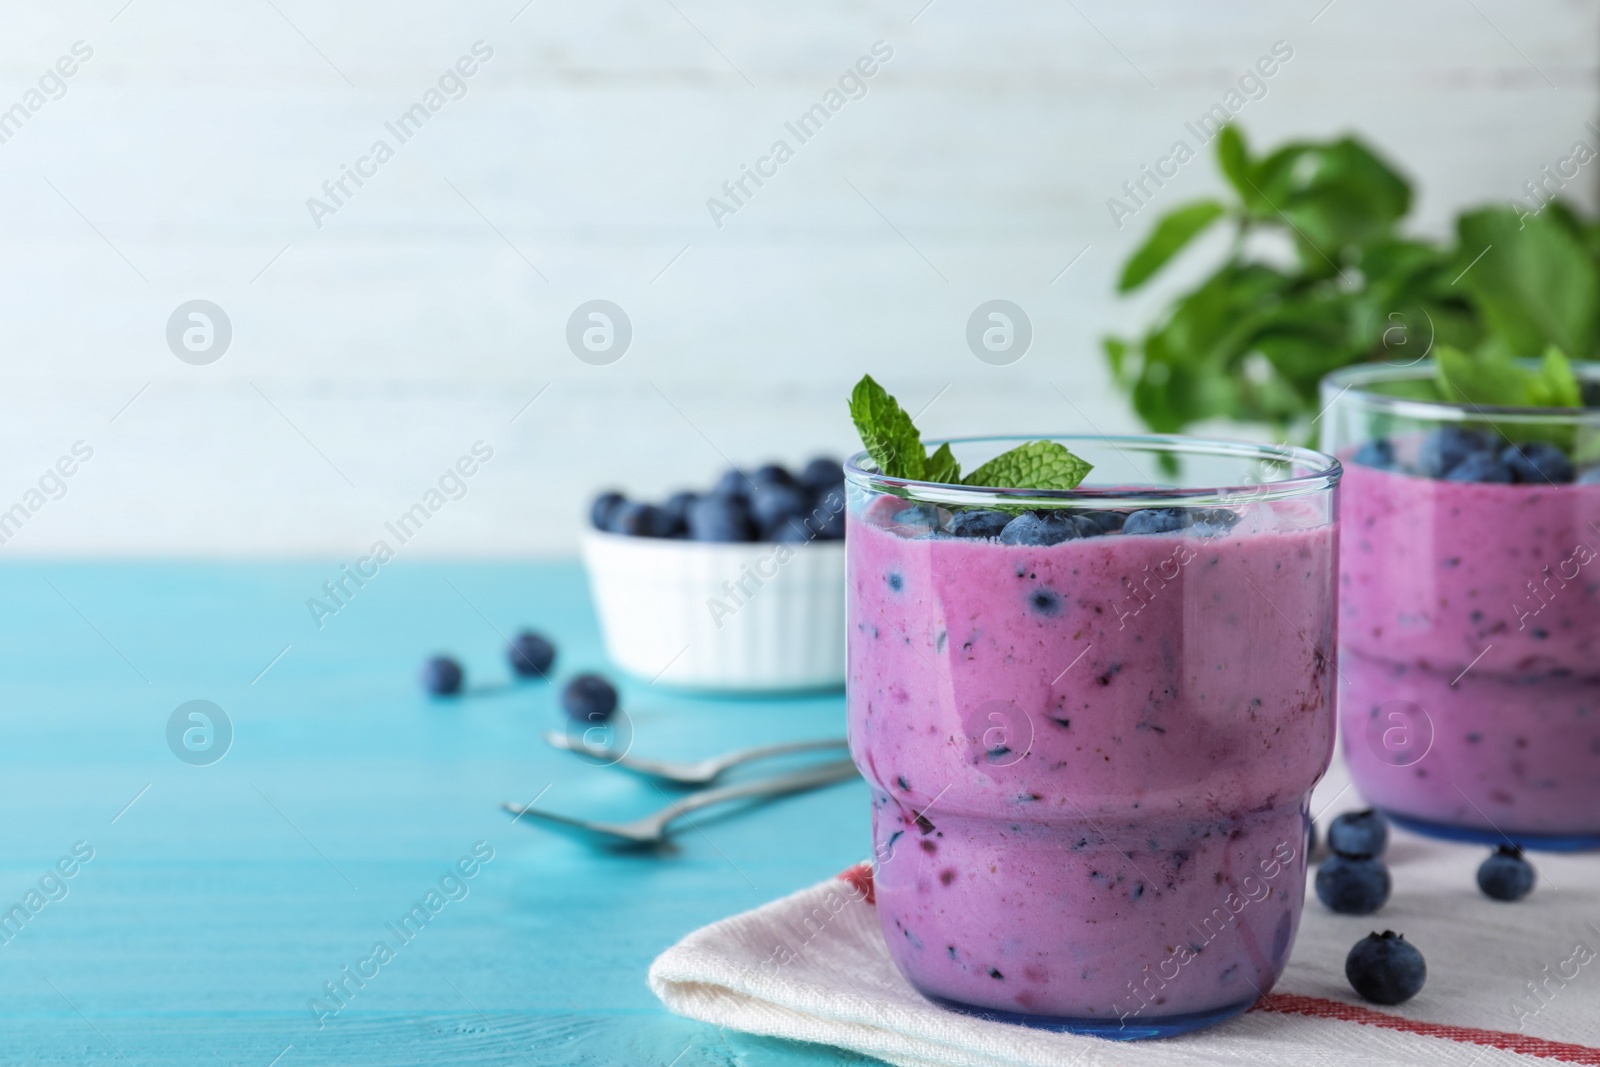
[1418,426,1493,478]
[1345,931,1425,1006]
[769,517,815,543]
[1315,854,1391,914]
[1501,442,1575,484]
[1328,808,1389,859]
[812,494,847,540]
[998,510,1087,546]
[1580,467,1600,485]
[750,482,811,532]
[687,495,757,542]
[1122,508,1190,535]
[1477,845,1536,902]
[661,491,699,530]
[711,468,755,502]
[609,501,676,536]
[888,503,942,537]
[944,509,1012,539]
[1080,510,1126,534]
[1352,438,1396,470]
[560,673,618,724]
[590,491,626,530]
[751,463,797,487]
[421,655,464,697]
[507,631,556,679]
[1444,451,1512,483]
[799,456,845,492]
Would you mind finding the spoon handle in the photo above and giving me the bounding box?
[658,759,859,824]
[704,737,851,776]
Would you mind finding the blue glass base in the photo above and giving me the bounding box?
[1383,810,1600,853]
[920,990,1256,1040]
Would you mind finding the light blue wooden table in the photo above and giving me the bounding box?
[0,561,879,1066]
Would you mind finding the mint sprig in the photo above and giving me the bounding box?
[848,375,1093,491]
[1434,343,1581,409]
[961,439,1092,491]
[848,375,925,480]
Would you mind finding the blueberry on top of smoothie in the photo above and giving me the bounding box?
[1444,452,1513,483]
[944,508,1011,539]
[1418,426,1493,478]
[1189,507,1240,538]
[999,510,1086,546]
[1501,441,1575,484]
[1352,438,1396,470]
[1123,508,1189,535]
[1079,510,1126,534]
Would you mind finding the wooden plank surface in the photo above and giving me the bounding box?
[0,559,871,1065]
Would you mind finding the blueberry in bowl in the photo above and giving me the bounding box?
[581,458,848,692]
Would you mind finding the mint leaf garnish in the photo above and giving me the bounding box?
[1435,343,1582,408]
[847,375,1093,490]
[923,442,961,485]
[961,440,1092,491]
[849,375,925,480]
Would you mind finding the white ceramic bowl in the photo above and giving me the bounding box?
[581,529,846,691]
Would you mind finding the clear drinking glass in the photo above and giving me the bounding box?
[1321,362,1600,850]
[844,435,1341,1039]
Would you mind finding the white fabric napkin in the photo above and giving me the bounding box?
[649,762,1600,1067]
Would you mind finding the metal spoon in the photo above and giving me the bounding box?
[501,757,859,848]
[542,732,849,787]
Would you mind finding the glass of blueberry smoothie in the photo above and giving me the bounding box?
[845,431,1340,1039]
[1323,361,1600,850]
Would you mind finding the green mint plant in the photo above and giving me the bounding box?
[1109,125,1598,438]
[848,375,1092,490]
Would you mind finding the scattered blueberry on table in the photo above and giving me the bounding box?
[561,673,619,724]
[508,631,557,679]
[1315,854,1391,914]
[592,457,845,544]
[1327,809,1389,859]
[1345,931,1426,1006]
[1477,845,1536,902]
[421,655,465,697]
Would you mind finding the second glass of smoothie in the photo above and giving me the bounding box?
[845,436,1340,1039]
[1323,362,1600,850]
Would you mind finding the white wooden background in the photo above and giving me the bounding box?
[0,0,1595,555]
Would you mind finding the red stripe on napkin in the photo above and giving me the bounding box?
[1254,994,1600,1064]
[837,862,875,905]
[839,865,1600,1062]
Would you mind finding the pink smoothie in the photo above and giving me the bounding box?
[1339,463,1600,837]
[846,503,1336,1026]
